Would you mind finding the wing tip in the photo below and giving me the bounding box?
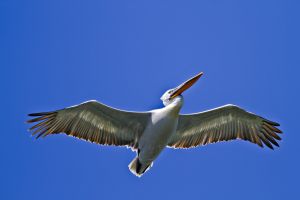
[26,111,57,123]
[263,119,280,127]
[28,112,51,117]
[26,110,58,139]
[260,121,282,150]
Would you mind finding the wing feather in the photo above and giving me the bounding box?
[168,104,282,149]
[27,100,151,149]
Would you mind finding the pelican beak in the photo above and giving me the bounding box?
[170,72,204,99]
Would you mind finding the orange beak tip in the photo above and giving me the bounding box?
[170,71,204,98]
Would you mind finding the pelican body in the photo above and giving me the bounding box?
[27,72,282,177]
[133,96,183,175]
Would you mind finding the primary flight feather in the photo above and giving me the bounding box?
[27,72,282,177]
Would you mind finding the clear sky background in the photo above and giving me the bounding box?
[1,0,299,200]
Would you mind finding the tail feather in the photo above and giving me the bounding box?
[128,157,153,177]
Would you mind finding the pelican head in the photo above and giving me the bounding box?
[160,72,203,106]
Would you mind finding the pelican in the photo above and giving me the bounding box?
[27,72,282,177]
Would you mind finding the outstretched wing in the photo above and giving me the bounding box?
[168,104,282,149]
[27,100,151,149]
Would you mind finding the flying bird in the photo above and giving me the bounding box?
[27,72,282,177]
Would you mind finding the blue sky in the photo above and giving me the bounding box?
[1,0,299,199]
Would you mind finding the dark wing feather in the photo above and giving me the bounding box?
[27,100,151,149]
[168,104,282,149]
